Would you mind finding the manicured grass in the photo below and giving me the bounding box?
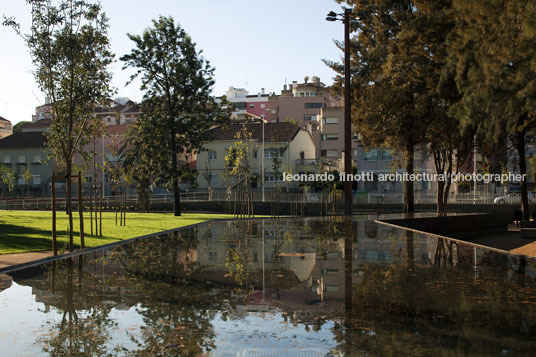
[0,210,235,254]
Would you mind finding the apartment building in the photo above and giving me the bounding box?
[0,131,50,196]
[197,122,316,190]
[0,116,12,139]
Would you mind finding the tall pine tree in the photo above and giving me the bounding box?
[448,0,536,219]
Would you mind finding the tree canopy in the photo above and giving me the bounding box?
[4,0,114,249]
[121,16,228,216]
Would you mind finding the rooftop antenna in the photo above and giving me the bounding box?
[32,90,43,106]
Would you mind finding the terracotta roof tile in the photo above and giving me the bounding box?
[208,122,301,142]
[106,125,128,136]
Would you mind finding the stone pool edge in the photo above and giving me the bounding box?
[376,218,535,261]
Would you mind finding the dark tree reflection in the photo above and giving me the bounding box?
[37,258,119,356]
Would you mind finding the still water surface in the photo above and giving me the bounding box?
[0,215,535,356]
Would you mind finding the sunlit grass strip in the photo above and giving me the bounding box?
[0,210,235,254]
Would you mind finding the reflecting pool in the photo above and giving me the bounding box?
[0,216,535,356]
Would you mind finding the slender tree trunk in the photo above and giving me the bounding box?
[115,189,118,226]
[99,188,103,235]
[123,190,127,226]
[170,127,181,216]
[437,180,445,213]
[94,184,98,235]
[89,185,93,235]
[516,130,530,220]
[66,164,74,252]
[404,142,415,213]
[435,149,453,215]
[77,171,84,249]
[51,173,57,256]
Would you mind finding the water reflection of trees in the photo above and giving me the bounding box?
[13,217,536,356]
[116,229,240,356]
[126,280,235,356]
[347,259,536,355]
[36,258,120,356]
[28,229,242,356]
[119,229,203,283]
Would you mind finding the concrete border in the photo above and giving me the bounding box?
[376,217,536,261]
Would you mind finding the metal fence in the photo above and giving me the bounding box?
[0,189,515,211]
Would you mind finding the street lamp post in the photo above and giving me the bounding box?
[327,8,361,215]
[262,118,265,202]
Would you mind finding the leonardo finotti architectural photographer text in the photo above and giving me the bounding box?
[283,172,526,183]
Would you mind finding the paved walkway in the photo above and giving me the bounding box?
[470,232,536,258]
[0,251,53,270]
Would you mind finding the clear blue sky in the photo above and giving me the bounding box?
[1,0,345,124]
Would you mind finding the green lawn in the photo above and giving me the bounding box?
[0,210,235,254]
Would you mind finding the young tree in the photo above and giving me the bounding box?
[4,0,113,250]
[23,166,33,198]
[121,16,227,216]
[0,165,15,197]
[224,125,256,217]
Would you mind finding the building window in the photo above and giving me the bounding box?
[353,149,358,156]
[32,175,41,185]
[304,114,317,121]
[381,150,393,161]
[324,117,338,124]
[327,150,339,157]
[32,154,41,164]
[364,148,380,161]
[305,102,322,109]
[18,155,26,164]
[249,104,255,109]
[264,148,285,159]
[253,150,258,159]
[208,151,217,161]
[265,173,283,182]
[321,150,339,157]
[209,251,217,260]
[17,176,25,185]
[415,149,424,161]
[321,134,338,141]
[3,156,10,164]
[271,110,276,114]
[235,102,246,110]
[260,104,265,109]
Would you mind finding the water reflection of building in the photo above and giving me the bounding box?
[5,216,535,352]
[194,219,440,306]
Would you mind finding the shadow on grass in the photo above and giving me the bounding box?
[0,224,71,253]
[0,236,52,252]
[0,224,51,236]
